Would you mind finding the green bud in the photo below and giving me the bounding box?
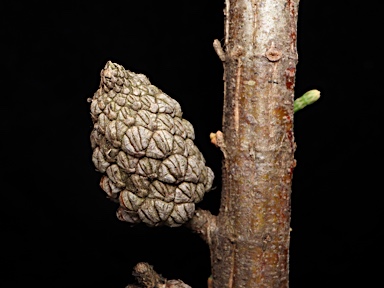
[294,89,320,113]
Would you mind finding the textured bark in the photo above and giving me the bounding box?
[210,0,300,287]
[89,1,300,286]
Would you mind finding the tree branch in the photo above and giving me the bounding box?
[209,0,300,287]
[186,208,217,246]
[126,262,191,288]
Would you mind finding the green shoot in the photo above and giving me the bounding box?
[294,89,320,113]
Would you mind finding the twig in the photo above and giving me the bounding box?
[126,262,191,288]
[186,208,217,246]
[213,39,226,62]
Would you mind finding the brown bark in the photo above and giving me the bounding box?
[111,0,300,286]
[207,1,300,287]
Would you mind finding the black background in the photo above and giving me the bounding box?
[1,1,382,287]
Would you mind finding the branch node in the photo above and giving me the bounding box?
[186,208,217,246]
[213,39,226,62]
[126,262,191,288]
[210,131,228,159]
[265,42,282,62]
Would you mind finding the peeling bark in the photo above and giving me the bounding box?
[209,0,300,287]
